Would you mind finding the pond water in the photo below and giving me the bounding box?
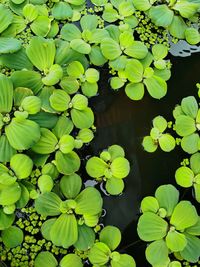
[89,49,200,266]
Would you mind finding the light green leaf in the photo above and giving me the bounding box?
[137,212,168,241]
[5,118,41,150]
[30,16,51,37]
[110,157,130,178]
[149,5,174,27]
[170,201,198,231]
[60,174,82,199]
[185,28,200,45]
[88,242,111,265]
[145,239,169,266]
[42,64,63,86]
[100,226,121,251]
[181,96,198,119]
[49,89,70,112]
[50,213,78,248]
[159,134,176,152]
[55,151,81,175]
[75,187,103,215]
[70,39,91,54]
[52,2,73,20]
[142,136,157,153]
[180,234,200,263]
[105,178,124,195]
[125,41,148,59]
[35,192,61,216]
[34,252,58,267]
[86,157,108,178]
[169,16,187,39]
[125,59,143,83]
[0,38,21,54]
[60,254,83,267]
[155,184,179,217]
[0,74,13,114]
[71,107,94,129]
[111,254,136,267]
[141,196,159,213]
[2,226,23,248]
[0,183,21,205]
[166,230,187,252]
[175,115,196,137]
[74,224,95,251]
[144,75,167,99]
[10,154,33,179]
[125,83,145,101]
[181,133,199,154]
[175,167,194,188]
[153,116,168,133]
[132,0,151,11]
[0,5,13,34]
[100,38,122,60]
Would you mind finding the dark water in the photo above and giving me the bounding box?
[90,52,200,266]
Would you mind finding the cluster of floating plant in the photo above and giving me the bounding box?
[0,0,200,266]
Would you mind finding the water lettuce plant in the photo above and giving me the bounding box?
[142,115,175,152]
[137,184,200,266]
[175,152,200,203]
[86,145,130,195]
[88,225,136,267]
[0,0,200,266]
[35,174,103,248]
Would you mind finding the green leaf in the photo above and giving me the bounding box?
[125,41,148,59]
[81,15,98,31]
[111,254,136,267]
[59,134,75,154]
[74,224,95,251]
[0,38,21,54]
[132,0,151,11]
[155,184,179,217]
[60,174,82,199]
[175,115,196,137]
[185,28,200,45]
[55,151,81,175]
[181,96,198,119]
[86,157,108,178]
[52,116,73,139]
[50,213,78,248]
[141,196,159,213]
[102,4,118,23]
[137,212,168,241]
[42,64,63,86]
[32,128,57,154]
[50,89,70,112]
[38,175,53,193]
[16,183,29,208]
[61,24,81,41]
[105,178,124,195]
[11,70,43,95]
[29,111,58,129]
[175,167,194,188]
[153,116,168,133]
[35,192,61,216]
[186,217,200,236]
[194,183,200,203]
[71,107,94,129]
[23,4,38,22]
[0,209,15,230]
[41,218,56,241]
[0,4,13,34]
[100,226,121,251]
[88,242,111,265]
[101,38,122,60]
[0,135,16,163]
[10,154,33,179]
[158,134,176,152]
[72,94,88,110]
[125,83,145,101]
[142,136,157,153]
[166,230,187,252]
[30,16,51,37]
[110,157,130,178]
[173,2,200,19]
[21,96,41,115]
[70,39,91,54]
[108,145,125,160]
[75,187,103,215]
[35,252,58,267]
[190,152,200,175]
[180,234,200,263]
[0,183,21,205]
[169,16,187,39]
[52,2,73,20]
[170,201,198,231]
[181,134,199,154]
[5,118,41,150]
[145,239,169,266]
[144,75,167,99]
[149,5,174,27]
[0,74,13,114]
[152,44,168,60]
[60,254,83,267]
[125,59,143,83]
[26,37,55,71]
[2,226,23,248]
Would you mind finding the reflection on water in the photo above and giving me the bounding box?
[90,52,200,266]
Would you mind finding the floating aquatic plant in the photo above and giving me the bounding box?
[86,145,130,195]
[88,225,136,267]
[137,184,200,266]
